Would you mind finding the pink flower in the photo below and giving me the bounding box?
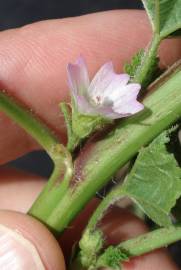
[67,56,144,119]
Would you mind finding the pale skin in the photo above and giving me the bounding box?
[0,10,180,270]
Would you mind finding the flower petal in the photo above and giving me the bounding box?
[76,95,96,115]
[75,56,90,89]
[96,107,124,119]
[67,56,90,101]
[89,62,130,101]
[113,83,143,115]
[77,96,122,119]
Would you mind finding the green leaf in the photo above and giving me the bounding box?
[60,102,111,152]
[96,246,129,270]
[124,48,160,88]
[72,107,111,140]
[122,130,181,227]
[79,229,104,269]
[142,0,181,38]
[124,49,145,77]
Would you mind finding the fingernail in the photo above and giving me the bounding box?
[0,224,45,269]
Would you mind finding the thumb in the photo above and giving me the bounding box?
[0,210,65,270]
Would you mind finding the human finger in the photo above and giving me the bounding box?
[0,167,45,212]
[0,210,65,269]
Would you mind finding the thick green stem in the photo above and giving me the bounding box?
[28,145,73,232]
[30,62,181,234]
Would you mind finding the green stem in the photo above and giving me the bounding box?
[28,145,73,233]
[0,91,74,233]
[155,0,160,34]
[30,62,181,234]
[87,188,123,230]
[60,102,79,152]
[95,225,181,269]
[134,34,160,86]
[118,225,181,257]
[0,91,59,160]
[79,187,125,269]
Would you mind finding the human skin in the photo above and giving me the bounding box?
[0,10,180,269]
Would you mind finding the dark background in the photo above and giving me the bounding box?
[1,0,180,267]
[0,0,143,30]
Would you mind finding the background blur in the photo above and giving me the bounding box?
[1,0,180,267]
[0,0,143,30]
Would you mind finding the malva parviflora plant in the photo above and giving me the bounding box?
[0,1,180,269]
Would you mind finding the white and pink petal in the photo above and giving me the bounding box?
[67,56,90,100]
[89,62,130,101]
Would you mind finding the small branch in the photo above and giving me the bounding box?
[95,225,181,269]
[88,189,122,230]
[120,225,181,257]
[79,186,124,269]
[133,34,161,87]
[155,0,160,34]
[0,91,59,160]
[72,225,181,270]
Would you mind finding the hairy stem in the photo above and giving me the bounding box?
[87,188,123,231]
[118,225,181,257]
[28,144,73,232]
[133,34,160,86]
[94,225,181,269]
[78,187,125,269]
[0,91,59,160]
